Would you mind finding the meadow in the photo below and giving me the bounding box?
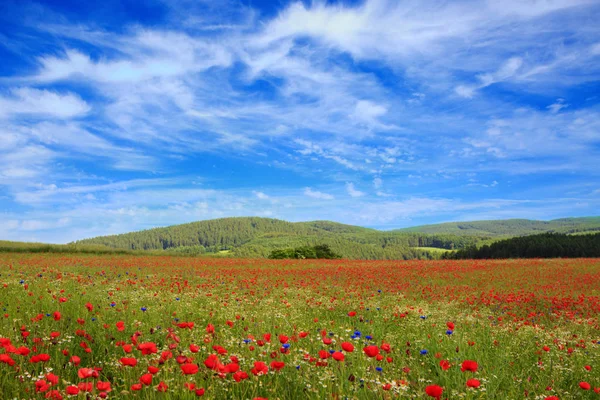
[0,254,599,399]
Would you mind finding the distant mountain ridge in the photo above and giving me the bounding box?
[393,217,600,236]
[72,216,600,259]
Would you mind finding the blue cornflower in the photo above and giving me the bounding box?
[376,367,383,372]
[366,335,372,340]
[141,307,147,312]
[420,349,428,355]
[283,343,291,349]
[420,315,427,319]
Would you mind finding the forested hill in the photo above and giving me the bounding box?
[447,232,600,259]
[73,217,481,260]
[394,217,600,237]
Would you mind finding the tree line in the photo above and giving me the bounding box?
[445,233,600,259]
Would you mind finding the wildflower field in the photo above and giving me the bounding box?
[1,254,599,399]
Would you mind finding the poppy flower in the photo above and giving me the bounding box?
[332,352,345,361]
[270,361,285,371]
[467,378,481,388]
[341,342,354,352]
[156,381,168,392]
[120,357,137,367]
[439,360,451,370]
[363,345,379,357]
[96,381,111,392]
[204,354,221,370]
[140,374,153,386]
[224,363,240,373]
[580,382,591,390]
[181,363,199,375]
[137,342,158,355]
[251,361,268,376]
[233,371,249,382]
[461,360,478,372]
[66,386,79,395]
[425,385,444,399]
[46,373,59,385]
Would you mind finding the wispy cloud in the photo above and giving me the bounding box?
[346,182,365,198]
[0,88,90,118]
[304,188,334,200]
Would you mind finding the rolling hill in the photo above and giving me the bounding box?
[394,217,600,237]
[72,217,482,260]
[70,216,600,259]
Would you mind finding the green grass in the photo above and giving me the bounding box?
[413,246,453,254]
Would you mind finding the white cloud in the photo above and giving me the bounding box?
[455,57,523,98]
[352,100,388,125]
[0,88,90,118]
[373,177,383,189]
[547,99,568,114]
[346,182,365,198]
[304,187,334,200]
[253,191,269,200]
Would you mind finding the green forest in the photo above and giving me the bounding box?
[396,217,600,236]
[447,232,600,259]
[73,217,483,260]
[68,216,600,260]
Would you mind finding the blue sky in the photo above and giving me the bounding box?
[1,0,599,243]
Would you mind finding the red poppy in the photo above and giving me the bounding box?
[251,361,268,376]
[461,360,478,372]
[96,381,111,392]
[120,357,137,367]
[181,363,199,375]
[140,373,153,386]
[233,371,249,382]
[363,345,379,357]
[467,378,481,388]
[341,342,354,352]
[156,381,168,392]
[425,385,444,399]
[439,359,451,370]
[270,361,285,371]
[66,386,79,395]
